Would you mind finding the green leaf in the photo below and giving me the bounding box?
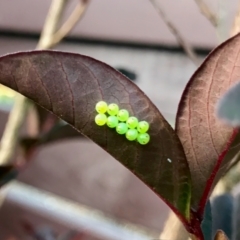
[0,50,191,220]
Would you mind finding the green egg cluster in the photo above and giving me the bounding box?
[95,101,150,145]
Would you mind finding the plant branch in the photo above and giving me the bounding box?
[0,95,30,166]
[36,0,68,50]
[150,1,199,238]
[231,1,240,37]
[150,0,200,66]
[193,0,218,27]
[46,0,90,49]
[159,212,190,240]
[0,181,158,240]
[0,0,74,166]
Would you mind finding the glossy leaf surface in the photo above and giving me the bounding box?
[176,33,240,213]
[0,50,191,219]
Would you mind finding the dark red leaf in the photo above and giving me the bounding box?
[176,33,240,215]
[0,50,191,220]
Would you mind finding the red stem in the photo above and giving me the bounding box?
[188,209,204,240]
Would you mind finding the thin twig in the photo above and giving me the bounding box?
[150,0,199,238]
[0,0,70,166]
[231,1,240,37]
[0,181,159,240]
[150,0,200,66]
[46,0,90,49]
[149,1,199,237]
[216,0,228,42]
[194,0,218,27]
[159,212,190,240]
[0,95,30,166]
[37,0,68,50]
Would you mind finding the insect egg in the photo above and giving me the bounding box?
[117,109,129,122]
[126,129,138,141]
[126,117,139,129]
[95,101,108,114]
[137,121,149,133]
[107,116,119,128]
[95,113,107,126]
[107,103,119,116]
[116,123,128,134]
[137,133,150,145]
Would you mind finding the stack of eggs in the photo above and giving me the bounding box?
[95,101,150,145]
